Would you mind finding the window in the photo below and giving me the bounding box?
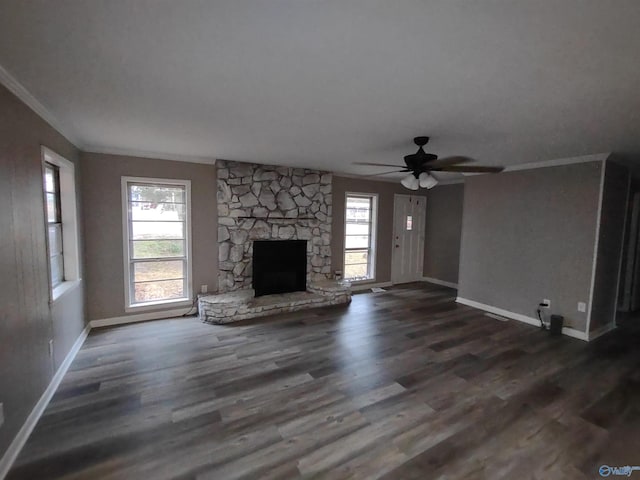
[344,194,377,281]
[44,163,64,287]
[42,147,80,301]
[122,177,192,309]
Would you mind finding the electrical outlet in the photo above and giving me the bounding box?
[200,284,208,294]
[0,403,4,428]
[577,302,586,313]
[542,299,551,309]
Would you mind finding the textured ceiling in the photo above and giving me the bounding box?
[0,0,639,178]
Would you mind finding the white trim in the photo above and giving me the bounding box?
[121,176,193,312]
[456,297,589,341]
[350,281,393,292]
[586,159,607,334]
[422,276,458,289]
[588,322,617,341]
[502,153,610,173]
[0,324,90,479]
[85,146,216,166]
[0,64,81,148]
[51,280,82,303]
[90,307,194,329]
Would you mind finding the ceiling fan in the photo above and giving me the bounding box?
[354,136,504,190]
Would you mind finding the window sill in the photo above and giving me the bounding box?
[51,279,82,303]
[125,297,193,313]
[345,278,375,284]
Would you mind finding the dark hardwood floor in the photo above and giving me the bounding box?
[8,283,640,479]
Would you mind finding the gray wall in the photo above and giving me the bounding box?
[458,161,603,332]
[331,176,427,284]
[0,84,85,460]
[590,160,630,332]
[423,183,464,285]
[81,153,218,321]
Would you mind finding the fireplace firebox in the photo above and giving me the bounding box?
[252,240,307,297]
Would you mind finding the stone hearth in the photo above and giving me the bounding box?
[217,160,332,292]
[199,280,351,324]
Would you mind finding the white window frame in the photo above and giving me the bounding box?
[343,192,378,282]
[121,176,193,311]
[41,147,81,302]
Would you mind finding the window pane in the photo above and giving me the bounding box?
[345,250,368,266]
[134,279,185,303]
[134,260,184,282]
[129,184,185,204]
[45,168,56,192]
[50,254,64,286]
[130,202,186,221]
[131,221,184,240]
[345,264,369,280]
[346,223,370,235]
[346,197,371,222]
[345,235,369,249]
[48,224,63,255]
[46,193,58,222]
[132,240,185,259]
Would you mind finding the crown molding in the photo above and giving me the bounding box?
[503,152,610,172]
[83,146,217,165]
[332,171,398,183]
[0,63,82,148]
[433,177,465,185]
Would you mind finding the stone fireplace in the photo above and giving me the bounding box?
[217,159,333,293]
[200,160,349,325]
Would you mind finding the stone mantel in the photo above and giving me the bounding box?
[217,160,333,292]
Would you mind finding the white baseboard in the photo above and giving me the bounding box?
[350,281,393,292]
[90,307,194,328]
[0,324,90,479]
[588,322,617,341]
[422,277,459,289]
[456,297,589,342]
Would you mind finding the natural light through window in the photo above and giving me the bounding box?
[42,147,80,301]
[44,162,64,287]
[344,194,377,281]
[122,177,191,308]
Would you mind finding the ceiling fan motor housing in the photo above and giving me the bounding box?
[404,150,438,172]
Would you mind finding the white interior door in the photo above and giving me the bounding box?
[391,194,426,284]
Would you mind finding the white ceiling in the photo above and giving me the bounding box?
[1,0,640,177]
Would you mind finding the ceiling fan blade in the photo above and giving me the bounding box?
[353,162,406,168]
[426,156,474,169]
[433,165,505,173]
[361,170,409,177]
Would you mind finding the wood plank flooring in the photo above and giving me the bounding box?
[8,283,640,479]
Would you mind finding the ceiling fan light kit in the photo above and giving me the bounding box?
[419,172,438,189]
[353,136,504,190]
[401,173,420,190]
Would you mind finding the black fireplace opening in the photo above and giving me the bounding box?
[253,240,307,297]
